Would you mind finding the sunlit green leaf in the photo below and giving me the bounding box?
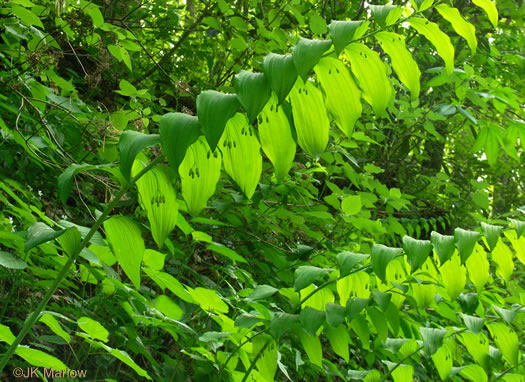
[472,0,498,28]
[409,17,455,75]
[77,316,109,342]
[436,4,477,54]
[345,43,392,116]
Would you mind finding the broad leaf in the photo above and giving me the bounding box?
[15,346,68,370]
[487,323,519,366]
[508,218,525,238]
[325,325,350,362]
[491,241,514,283]
[431,344,452,380]
[325,303,346,328]
[472,0,498,28]
[270,313,299,338]
[420,327,448,356]
[57,226,82,256]
[314,57,362,137]
[144,268,193,303]
[328,20,368,55]
[288,78,330,158]
[292,38,332,81]
[179,136,222,215]
[104,216,144,289]
[119,131,160,181]
[220,113,262,199]
[247,285,278,301]
[480,222,502,251]
[159,113,201,171]
[196,90,240,151]
[58,163,103,203]
[0,251,27,269]
[132,160,178,248]
[430,231,456,264]
[403,236,432,272]
[439,252,466,300]
[39,313,71,344]
[461,314,486,334]
[299,331,323,368]
[189,287,229,313]
[338,271,371,306]
[294,266,333,292]
[336,251,369,277]
[234,70,271,123]
[436,4,477,54]
[370,5,403,28]
[371,244,402,283]
[77,317,109,343]
[460,364,488,382]
[374,32,421,98]
[258,93,296,180]
[460,332,490,369]
[455,228,481,264]
[25,222,66,252]
[409,17,455,75]
[262,53,298,104]
[300,307,325,336]
[345,43,392,116]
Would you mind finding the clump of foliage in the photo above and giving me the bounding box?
[0,0,524,381]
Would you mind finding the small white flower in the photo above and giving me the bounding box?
[38,190,43,197]
[8,216,13,224]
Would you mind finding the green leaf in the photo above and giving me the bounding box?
[247,285,278,301]
[299,331,323,368]
[118,131,160,181]
[206,243,247,263]
[325,303,347,328]
[300,307,325,336]
[431,231,456,264]
[132,161,178,248]
[142,249,165,270]
[155,295,184,320]
[103,216,144,289]
[492,305,516,325]
[196,90,240,151]
[346,298,369,320]
[189,287,229,313]
[39,313,70,343]
[0,324,15,345]
[15,346,68,370]
[309,14,327,35]
[258,93,296,180]
[314,57,362,137]
[345,43,392,116]
[491,241,514,282]
[371,244,402,283]
[411,0,434,12]
[0,251,27,269]
[159,113,201,172]
[374,32,421,99]
[263,53,298,104]
[460,332,490,369]
[409,17,455,75]
[328,20,369,55]
[508,218,525,238]
[117,79,137,96]
[461,314,486,334]
[436,4,477,54]
[460,364,488,382]
[403,236,432,272]
[57,227,81,256]
[58,163,96,203]
[179,136,222,215]
[219,113,262,199]
[431,344,452,380]
[384,361,413,382]
[466,244,490,291]
[480,222,502,251]
[105,346,151,380]
[143,268,193,303]
[77,316,109,342]
[270,313,300,338]
[84,3,104,27]
[294,266,334,292]
[11,5,44,28]
[472,0,498,28]
[341,195,362,216]
[338,272,371,306]
[25,222,66,252]
[455,228,481,264]
[439,251,466,300]
[371,289,392,312]
[325,325,350,362]
[336,251,369,277]
[288,77,330,159]
[370,5,403,28]
[292,38,332,81]
[420,327,448,356]
[234,71,271,124]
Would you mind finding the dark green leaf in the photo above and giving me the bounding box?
[270,313,299,338]
[234,71,271,123]
[328,20,368,55]
[262,53,298,104]
[336,251,369,277]
[480,222,502,251]
[25,222,66,252]
[371,289,392,312]
[403,236,432,272]
[430,231,456,264]
[325,303,346,328]
[300,307,325,336]
[454,228,481,264]
[420,327,448,356]
[346,298,368,320]
[291,38,332,81]
[119,131,161,181]
[160,113,201,171]
[0,251,27,269]
[461,313,485,334]
[247,285,278,301]
[293,266,333,292]
[371,244,402,283]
